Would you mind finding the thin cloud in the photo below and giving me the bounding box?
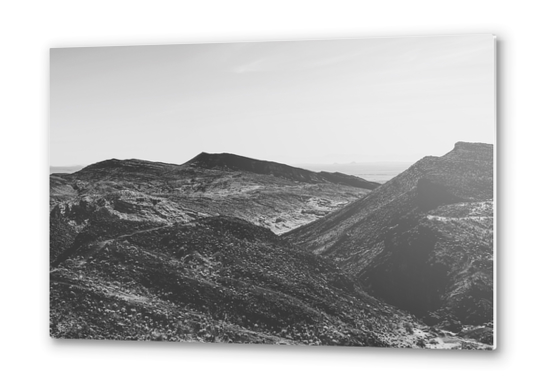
[232,58,270,74]
[232,52,362,74]
[304,52,362,69]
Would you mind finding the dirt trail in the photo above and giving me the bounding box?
[117,224,172,239]
[52,224,173,269]
[85,224,172,259]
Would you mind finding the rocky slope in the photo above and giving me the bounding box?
[50,216,389,345]
[50,215,489,348]
[51,154,377,235]
[50,146,494,348]
[285,142,494,335]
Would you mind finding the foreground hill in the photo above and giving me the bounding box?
[50,215,489,348]
[51,153,377,235]
[285,142,494,333]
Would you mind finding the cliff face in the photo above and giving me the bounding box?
[285,143,494,327]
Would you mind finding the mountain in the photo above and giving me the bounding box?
[50,154,378,236]
[50,215,404,345]
[50,214,490,348]
[50,147,494,348]
[187,152,380,189]
[285,142,494,330]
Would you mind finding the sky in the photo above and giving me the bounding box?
[50,34,495,166]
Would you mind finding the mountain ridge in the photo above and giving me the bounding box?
[50,142,494,348]
[185,152,380,189]
[50,152,377,237]
[284,142,494,328]
[57,153,380,191]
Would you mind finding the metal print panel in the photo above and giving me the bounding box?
[50,34,496,349]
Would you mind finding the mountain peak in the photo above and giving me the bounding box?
[184,152,380,190]
[443,141,493,163]
[72,158,182,181]
[186,152,254,168]
[453,141,493,151]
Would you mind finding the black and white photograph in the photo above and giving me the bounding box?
[50,34,495,349]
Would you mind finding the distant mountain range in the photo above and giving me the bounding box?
[50,165,85,174]
[50,144,494,348]
[295,162,412,184]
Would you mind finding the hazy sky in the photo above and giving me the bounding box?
[50,34,495,166]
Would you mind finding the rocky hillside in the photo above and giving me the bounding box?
[285,142,494,331]
[50,215,390,345]
[50,146,494,349]
[51,155,377,235]
[50,214,490,348]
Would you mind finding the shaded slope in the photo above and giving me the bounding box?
[285,142,494,327]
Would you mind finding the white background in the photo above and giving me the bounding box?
[1,1,539,383]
